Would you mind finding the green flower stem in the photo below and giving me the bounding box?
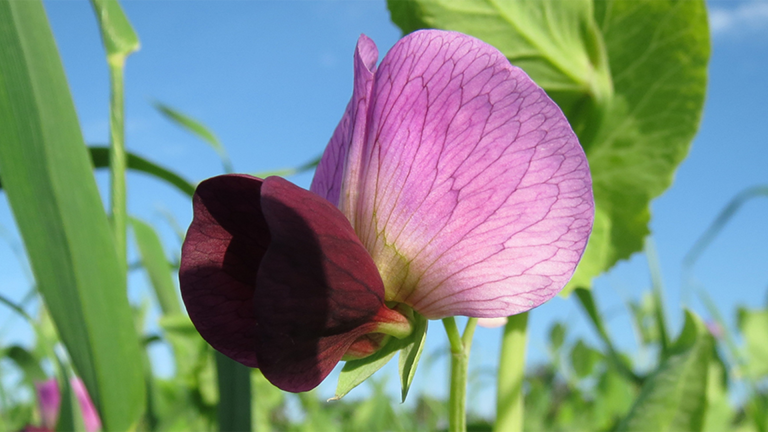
[108,57,128,271]
[443,317,479,432]
[494,312,529,432]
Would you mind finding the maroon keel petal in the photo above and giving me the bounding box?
[179,174,269,367]
[255,176,394,392]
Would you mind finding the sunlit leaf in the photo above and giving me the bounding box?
[617,310,713,432]
[398,313,427,402]
[0,2,145,429]
[738,308,768,378]
[335,320,428,400]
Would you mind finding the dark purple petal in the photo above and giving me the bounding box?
[179,174,268,367]
[255,176,404,392]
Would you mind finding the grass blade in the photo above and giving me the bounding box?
[130,217,181,315]
[0,2,145,429]
[0,146,197,198]
[154,102,234,173]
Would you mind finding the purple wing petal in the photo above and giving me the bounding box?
[256,176,395,392]
[353,30,594,318]
[310,34,377,216]
[179,174,269,367]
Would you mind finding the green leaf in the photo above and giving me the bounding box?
[581,0,710,278]
[388,0,710,290]
[335,316,428,401]
[703,353,733,432]
[398,313,428,402]
[130,217,182,315]
[0,2,145,430]
[154,101,234,173]
[575,288,641,385]
[617,310,714,432]
[90,146,196,197]
[570,339,602,378]
[0,146,197,198]
[5,346,46,384]
[251,154,322,179]
[334,341,399,401]
[548,322,566,352]
[89,0,139,62]
[738,308,768,378]
[56,372,86,432]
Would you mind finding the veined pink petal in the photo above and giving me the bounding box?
[310,34,378,218]
[344,30,593,318]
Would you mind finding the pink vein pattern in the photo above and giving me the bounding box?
[313,30,594,319]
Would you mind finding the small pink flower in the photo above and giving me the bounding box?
[33,378,101,432]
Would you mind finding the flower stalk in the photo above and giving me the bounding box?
[444,317,478,432]
[108,56,128,270]
[494,311,529,432]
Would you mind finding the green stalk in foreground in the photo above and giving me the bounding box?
[494,312,529,432]
[443,317,478,432]
[90,0,139,269]
[108,60,128,268]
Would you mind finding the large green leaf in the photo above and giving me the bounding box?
[617,310,714,432]
[0,1,145,430]
[388,0,710,293]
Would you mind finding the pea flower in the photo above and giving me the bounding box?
[24,378,101,432]
[180,30,593,392]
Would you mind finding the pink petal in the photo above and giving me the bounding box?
[71,378,101,432]
[35,379,60,430]
[349,30,593,318]
[310,34,377,217]
[477,317,508,329]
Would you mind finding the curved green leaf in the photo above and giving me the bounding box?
[0,146,197,197]
[90,146,196,197]
[617,310,714,432]
[0,2,145,429]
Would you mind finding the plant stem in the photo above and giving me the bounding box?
[494,312,529,432]
[108,56,127,271]
[443,317,478,432]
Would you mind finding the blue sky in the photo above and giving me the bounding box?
[1,0,767,417]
